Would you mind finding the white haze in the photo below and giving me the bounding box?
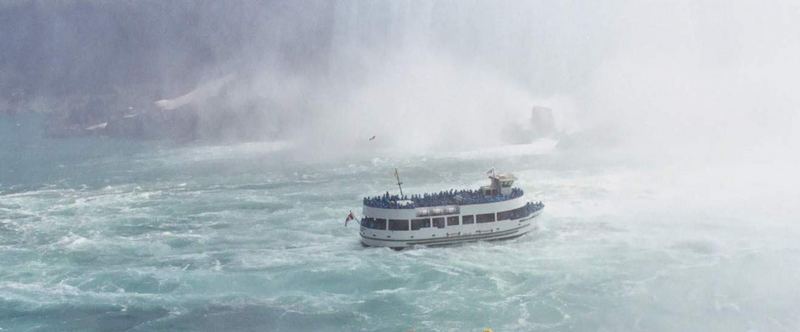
[580,1,800,162]
[133,1,798,164]
[3,1,797,193]
[5,1,796,160]
[2,2,800,329]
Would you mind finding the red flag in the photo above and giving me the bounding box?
[345,210,355,226]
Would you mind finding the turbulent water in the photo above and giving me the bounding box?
[2,117,799,331]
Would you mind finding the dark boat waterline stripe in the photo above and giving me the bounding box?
[361,228,529,248]
[406,228,522,245]
[427,231,528,247]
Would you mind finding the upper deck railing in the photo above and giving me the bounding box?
[363,188,524,209]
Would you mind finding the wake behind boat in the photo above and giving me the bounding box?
[358,170,544,249]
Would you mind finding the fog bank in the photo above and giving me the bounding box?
[1,1,797,161]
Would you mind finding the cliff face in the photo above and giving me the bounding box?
[0,1,336,141]
[2,1,614,143]
[529,106,556,138]
[42,98,199,141]
[0,1,337,101]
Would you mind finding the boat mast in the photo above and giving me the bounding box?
[394,168,404,197]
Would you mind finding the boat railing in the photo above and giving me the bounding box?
[363,188,525,209]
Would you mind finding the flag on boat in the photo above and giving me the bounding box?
[345,210,356,226]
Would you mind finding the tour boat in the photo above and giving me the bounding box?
[359,170,544,249]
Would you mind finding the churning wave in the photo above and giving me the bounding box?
[2,135,800,331]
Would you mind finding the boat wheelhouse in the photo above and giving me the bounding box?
[359,172,544,249]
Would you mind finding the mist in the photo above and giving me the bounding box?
[3,2,800,330]
[3,1,796,162]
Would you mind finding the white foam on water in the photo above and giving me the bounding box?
[2,138,800,330]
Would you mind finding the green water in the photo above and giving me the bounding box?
[1,116,799,331]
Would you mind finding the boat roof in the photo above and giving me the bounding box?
[491,173,517,181]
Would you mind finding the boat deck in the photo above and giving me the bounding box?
[363,188,525,209]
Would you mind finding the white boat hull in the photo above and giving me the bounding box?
[360,209,542,249]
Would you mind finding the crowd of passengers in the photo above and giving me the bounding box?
[363,188,525,209]
[527,201,545,211]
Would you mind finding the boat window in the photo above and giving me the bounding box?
[411,218,431,230]
[462,215,474,224]
[476,213,496,223]
[497,210,510,221]
[515,205,531,219]
[432,217,445,228]
[498,207,523,221]
[447,216,459,226]
[389,219,409,231]
[361,218,370,228]
[362,218,387,230]
[498,205,531,221]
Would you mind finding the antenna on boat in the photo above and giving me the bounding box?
[394,168,404,197]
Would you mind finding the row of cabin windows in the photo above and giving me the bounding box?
[475,213,496,223]
[361,218,387,230]
[363,206,531,230]
[496,205,530,221]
